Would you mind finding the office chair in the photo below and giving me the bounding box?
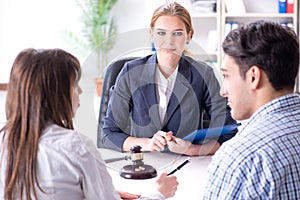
[97,57,139,148]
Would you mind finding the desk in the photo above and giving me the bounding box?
[99,148,212,200]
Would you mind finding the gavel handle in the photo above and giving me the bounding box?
[104,155,131,163]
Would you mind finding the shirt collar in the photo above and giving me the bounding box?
[155,64,178,88]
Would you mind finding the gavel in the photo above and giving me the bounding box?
[105,145,157,179]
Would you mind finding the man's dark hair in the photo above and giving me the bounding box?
[223,20,299,91]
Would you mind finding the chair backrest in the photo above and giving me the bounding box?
[97,57,139,148]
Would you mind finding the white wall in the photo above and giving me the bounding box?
[0,0,166,83]
[0,0,82,83]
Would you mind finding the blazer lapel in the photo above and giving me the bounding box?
[138,54,162,130]
[164,57,190,125]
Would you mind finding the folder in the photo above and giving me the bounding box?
[286,0,294,13]
[182,123,241,144]
[163,123,241,152]
[278,0,287,13]
[224,22,232,38]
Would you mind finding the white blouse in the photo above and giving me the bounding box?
[0,124,165,200]
[0,124,120,199]
[156,65,178,123]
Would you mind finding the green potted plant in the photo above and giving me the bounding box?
[66,0,118,95]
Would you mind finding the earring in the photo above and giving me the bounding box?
[186,41,189,45]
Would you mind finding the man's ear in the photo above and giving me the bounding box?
[248,66,261,89]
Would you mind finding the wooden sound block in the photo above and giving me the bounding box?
[119,164,157,179]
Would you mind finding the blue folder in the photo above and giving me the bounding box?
[183,123,241,144]
[163,123,241,152]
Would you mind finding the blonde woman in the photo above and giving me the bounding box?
[101,2,237,155]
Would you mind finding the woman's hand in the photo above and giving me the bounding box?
[146,131,174,151]
[155,172,178,198]
[118,190,141,199]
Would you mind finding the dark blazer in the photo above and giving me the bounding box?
[101,53,237,151]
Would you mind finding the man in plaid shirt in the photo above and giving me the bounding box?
[204,20,300,199]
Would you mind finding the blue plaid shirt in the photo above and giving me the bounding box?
[203,94,300,199]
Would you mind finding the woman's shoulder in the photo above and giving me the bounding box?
[124,54,156,69]
[180,55,216,80]
[40,124,99,157]
[182,55,213,70]
[117,54,156,80]
[41,124,79,141]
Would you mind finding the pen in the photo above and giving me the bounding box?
[167,157,190,176]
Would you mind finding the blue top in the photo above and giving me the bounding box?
[204,93,300,199]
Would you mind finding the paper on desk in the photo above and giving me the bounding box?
[183,123,241,144]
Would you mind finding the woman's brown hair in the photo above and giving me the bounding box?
[1,48,81,199]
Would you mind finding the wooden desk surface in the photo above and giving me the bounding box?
[99,148,212,200]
